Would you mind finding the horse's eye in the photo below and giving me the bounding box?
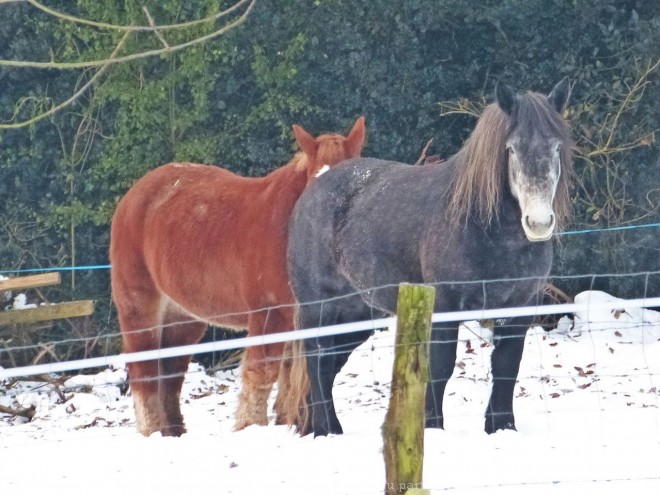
[506,146,515,156]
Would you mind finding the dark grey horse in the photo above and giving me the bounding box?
[286,79,573,437]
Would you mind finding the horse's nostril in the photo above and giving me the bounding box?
[526,213,554,231]
[525,215,538,230]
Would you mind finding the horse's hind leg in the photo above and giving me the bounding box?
[158,307,208,436]
[425,323,459,429]
[115,287,165,437]
[485,317,529,434]
[235,309,286,431]
[299,298,374,437]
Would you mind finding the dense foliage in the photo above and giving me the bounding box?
[0,0,658,364]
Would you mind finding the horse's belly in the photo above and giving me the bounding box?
[153,261,294,331]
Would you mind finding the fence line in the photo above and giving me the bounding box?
[557,221,660,236]
[1,295,659,381]
[2,269,658,358]
[0,264,112,274]
[1,222,659,275]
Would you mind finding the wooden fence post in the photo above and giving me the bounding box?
[0,272,95,326]
[383,283,435,495]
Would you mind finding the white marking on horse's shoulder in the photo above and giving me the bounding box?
[315,165,330,178]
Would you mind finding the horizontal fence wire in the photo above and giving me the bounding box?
[0,221,659,275]
[0,264,112,274]
[557,221,660,236]
[2,270,658,355]
[1,295,659,380]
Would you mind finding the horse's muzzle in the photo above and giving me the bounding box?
[522,204,555,242]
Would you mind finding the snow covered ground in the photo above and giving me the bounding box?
[1,290,660,494]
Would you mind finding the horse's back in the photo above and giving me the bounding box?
[111,162,235,264]
[288,157,446,309]
[289,157,415,249]
[110,162,254,317]
[112,162,237,227]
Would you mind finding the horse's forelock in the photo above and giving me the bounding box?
[514,92,569,139]
[513,92,574,230]
[293,134,348,172]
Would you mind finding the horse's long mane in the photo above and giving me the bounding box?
[447,92,573,229]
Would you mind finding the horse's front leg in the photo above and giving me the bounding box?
[425,323,459,429]
[485,317,530,434]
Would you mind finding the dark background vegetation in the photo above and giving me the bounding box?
[0,0,658,366]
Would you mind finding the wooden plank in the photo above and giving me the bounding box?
[0,272,61,292]
[0,300,94,326]
[383,283,434,495]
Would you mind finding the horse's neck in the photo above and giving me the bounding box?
[261,159,309,202]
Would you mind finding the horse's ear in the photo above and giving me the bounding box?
[345,116,366,156]
[548,77,570,114]
[495,81,517,115]
[293,124,318,159]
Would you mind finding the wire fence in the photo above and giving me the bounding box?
[1,220,659,276]
[0,283,659,380]
[2,273,659,493]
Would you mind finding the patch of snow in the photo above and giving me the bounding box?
[11,293,37,310]
[1,291,659,493]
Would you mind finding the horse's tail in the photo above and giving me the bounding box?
[275,303,310,432]
[284,338,310,432]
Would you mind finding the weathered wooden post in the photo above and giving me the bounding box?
[383,283,435,495]
[0,272,95,326]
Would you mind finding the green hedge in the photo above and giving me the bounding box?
[1,0,658,364]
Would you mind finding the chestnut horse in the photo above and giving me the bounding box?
[110,117,366,436]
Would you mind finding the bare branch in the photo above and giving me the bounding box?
[143,7,169,49]
[414,138,434,165]
[574,57,660,224]
[602,58,660,151]
[438,97,485,118]
[0,403,36,420]
[0,0,256,70]
[0,31,130,129]
[22,0,250,32]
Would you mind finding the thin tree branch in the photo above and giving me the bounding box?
[603,58,659,151]
[0,0,256,70]
[414,138,433,165]
[20,0,249,32]
[0,403,36,420]
[143,7,169,49]
[438,98,484,118]
[0,31,130,129]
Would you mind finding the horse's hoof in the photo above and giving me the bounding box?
[485,420,517,435]
[425,416,444,429]
[161,425,186,437]
[311,422,342,437]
